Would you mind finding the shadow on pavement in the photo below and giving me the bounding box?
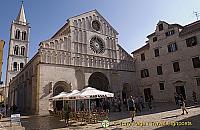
[155,114,200,130]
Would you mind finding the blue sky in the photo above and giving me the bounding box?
[0,0,200,82]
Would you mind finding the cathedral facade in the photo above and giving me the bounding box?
[8,9,138,115]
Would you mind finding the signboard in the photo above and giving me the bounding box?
[10,114,21,126]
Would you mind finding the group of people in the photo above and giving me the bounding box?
[174,93,188,115]
[127,96,146,122]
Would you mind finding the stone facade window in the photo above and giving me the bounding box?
[168,43,177,52]
[157,66,163,75]
[173,62,180,72]
[153,37,157,42]
[154,48,159,57]
[141,69,149,78]
[159,82,165,90]
[158,24,163,31]
[186,36,197,47]
[165,30,175,37]
[196,77,200,86]
[141,53,145,61]
[192,57,200,68]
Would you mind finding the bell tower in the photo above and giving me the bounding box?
[5,2,30,86]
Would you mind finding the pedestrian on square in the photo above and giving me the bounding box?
[63,101,71,126]
[128,96,136,122]
[179,94,188,115]
[113,97,118,112]
[174,93,179,106]
[135,97,141,113]
[147,95,153,110]
[192,91,198,104]
[117,97,121,112]
[139,96,145,109]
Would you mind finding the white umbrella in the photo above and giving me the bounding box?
[51,92,69,101]
[72,87,114,111]
[75,87,114,99]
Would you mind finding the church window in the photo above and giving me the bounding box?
[14,45,19,55]
[15,29,20,39]
[92,20,101,31]
[13,62,17,71]
[20,63,24,70]
[21,46,25,56]
[90,36,105,54]
[50,42,54,49]
[22,31,26,40]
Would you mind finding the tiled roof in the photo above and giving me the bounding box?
[131,43,150,54]
[180,20,200,36]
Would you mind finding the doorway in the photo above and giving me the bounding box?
[176,86,186,100]
[144,88,151,102]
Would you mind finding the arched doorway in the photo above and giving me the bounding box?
[174,81,186,100]
[53,81,71,111]
[88,72,109,91]
[88,72,109,108]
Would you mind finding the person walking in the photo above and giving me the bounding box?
[139,96,145,109]
[192,91,198,104]
[63,101,71,126]
[128,96,136,122]
[174,93,179,106]
[147,95,153,110]
[117,98,121,112]
[179,94,188,115]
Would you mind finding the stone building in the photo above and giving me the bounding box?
[132,21,200,102]
[8,10,138,115]
[0,40,5,82]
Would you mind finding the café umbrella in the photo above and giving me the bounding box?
[71,87,114,111]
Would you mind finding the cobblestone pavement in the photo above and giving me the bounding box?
[0,103,200,130]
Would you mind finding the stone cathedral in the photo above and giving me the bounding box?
[8,8,138,115]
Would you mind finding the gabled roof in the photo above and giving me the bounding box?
[51,9,119,39]
[69,9,118,34]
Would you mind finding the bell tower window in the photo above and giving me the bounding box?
[13,62,18,71]
[14,45,19,55]
[20,63,24,70]
[21,46,25,56]
[22,31,26,40]
[15,29,20,39]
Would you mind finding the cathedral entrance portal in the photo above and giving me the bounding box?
[53,81,71,111]
[88,72,109,91]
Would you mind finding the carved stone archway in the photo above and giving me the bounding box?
[53,81,71,111]
[88,72,109,91]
